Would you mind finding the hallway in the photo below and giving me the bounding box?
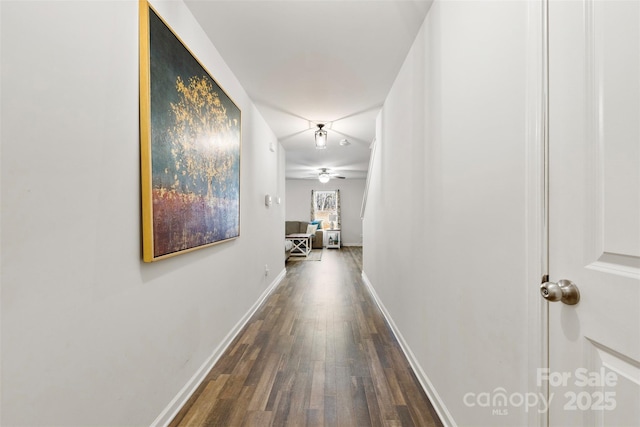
[170,248,443,426]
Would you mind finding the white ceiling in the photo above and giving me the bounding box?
[184,0,432,180]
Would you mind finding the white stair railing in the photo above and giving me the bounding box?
[361,137,377,219]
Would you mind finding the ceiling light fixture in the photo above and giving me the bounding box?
[318,171,331,183]
[315,124,327,149]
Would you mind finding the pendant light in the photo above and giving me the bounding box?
[315,124,327,149]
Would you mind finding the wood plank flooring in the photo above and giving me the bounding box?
[169,247,443,427]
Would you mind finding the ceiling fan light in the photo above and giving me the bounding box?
[318,172,331,183]
[315,124,327,149]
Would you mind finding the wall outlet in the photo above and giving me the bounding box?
[264,264,269,276]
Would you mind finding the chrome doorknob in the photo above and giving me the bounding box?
[540,279,580,305]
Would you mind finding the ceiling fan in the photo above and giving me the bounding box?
[317,168,346,183]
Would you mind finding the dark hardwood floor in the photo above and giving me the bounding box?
[169,247,443,426]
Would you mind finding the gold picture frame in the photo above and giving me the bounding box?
[139,1,241,262]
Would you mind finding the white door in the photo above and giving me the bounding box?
[547,0,640,425]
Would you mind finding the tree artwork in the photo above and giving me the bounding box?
[141,5,241,261]
[168,76,237,199]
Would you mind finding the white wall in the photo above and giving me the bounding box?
[1,1,286,425]
[285,178,365,246]
[363,1,542,426]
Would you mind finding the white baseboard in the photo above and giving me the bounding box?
[152,268,287,427]
[361,272,456,427]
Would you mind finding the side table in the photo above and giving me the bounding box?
[326,230,341,249]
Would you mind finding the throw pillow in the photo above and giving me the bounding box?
[306,224,318,235]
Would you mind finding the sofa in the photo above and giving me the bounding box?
[284,239,293,260]
[285,220,324,250]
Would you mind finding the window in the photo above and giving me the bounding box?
[311,190,340,229]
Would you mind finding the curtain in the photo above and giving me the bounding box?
[336,190,341,229]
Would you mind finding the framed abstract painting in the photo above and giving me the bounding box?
[139,1,241,262]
